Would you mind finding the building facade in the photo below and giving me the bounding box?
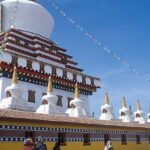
[0,1,150,150]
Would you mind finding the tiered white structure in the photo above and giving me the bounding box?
[0,67,33,111]
[65,83,87,117]
[99,92,116,120]
[0,0,100,114]
[147,105,150,123]
[134,100,146,124]
[119,97,133,122]
[36,77,63,115]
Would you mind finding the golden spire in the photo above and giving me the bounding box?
[136,100,141,111]
[12,66,18,84]
[122,97,126,108]
[129,105,132,115]
[74,83,80,99]
[47,76,53,93]
[104,92,109,104]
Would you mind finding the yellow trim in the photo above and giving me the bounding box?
[12,66,18,84]
[104,92,109,104]
[74,83,80,99]
[47,76,53,93]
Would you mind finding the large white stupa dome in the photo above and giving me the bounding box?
[1,0,54,38]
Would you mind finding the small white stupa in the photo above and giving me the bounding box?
[99,92,116,120]
[134,100,146,124]
[65,83,87,117]
[0,66,33,111]
[119,97,133,122]
[36,77,63,115]
[147,104,150,123]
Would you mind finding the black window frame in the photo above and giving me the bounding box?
[57,95,63,107]
[28,90,36,103]
[136,135,141,144]
[104,134,110,145]
[25,131,35,143]
[83,133,91,145]
[58,132,66,146]
[121,134,127,145]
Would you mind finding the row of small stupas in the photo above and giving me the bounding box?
[0,67,149,124]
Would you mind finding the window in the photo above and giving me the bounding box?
[40,63,45,72]
[136,135,141,144]
[63,70,67,78]
[91,78,94,85]
[11,56,18,66]
[28,90,36,103]
[67,97,72,108]
[104,134,110,145]
[58,132,66,145]
[25,131,35,142]
[15,37,20,43]
[73,74,77,81]
[121,134,127,145]
[27,60,32,68]
[83,133,91,145]
[52,66,56,75]
[57,95,63,107]
[41,44,45,49]
[25,41,28,47]
[82,76,86,84]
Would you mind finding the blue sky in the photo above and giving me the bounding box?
[41,0,150,118]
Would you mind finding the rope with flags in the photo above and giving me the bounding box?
[48,1,150,82]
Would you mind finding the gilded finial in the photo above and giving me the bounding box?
[12,66,18,84]
[136,100,141,111]
[47,76,53,93]
[74,83,80,98]
[129,105,132,115]
[122,97,126,108]
[104,92,109,104]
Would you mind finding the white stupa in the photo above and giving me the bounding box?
[0,67,33,111]
[1,0,54,38]
[36,77,64,115]
[119,97,133,122]
[134,100,146,124]
[147,104,150,123]
[65,83,87,117]
[99,92,116,120]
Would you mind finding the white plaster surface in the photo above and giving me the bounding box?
[1,0,54,38]
[0,77,90,114]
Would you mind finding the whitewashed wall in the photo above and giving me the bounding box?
[0,77,90,114]
[1,0,54,38]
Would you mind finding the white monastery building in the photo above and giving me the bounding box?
[0,0,149,122]
[0,0,100,116]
